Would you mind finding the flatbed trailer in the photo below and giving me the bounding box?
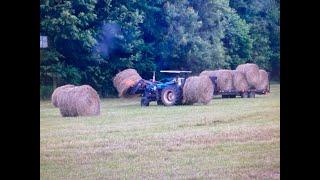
[215,88,270,98]
[211,77,270,98]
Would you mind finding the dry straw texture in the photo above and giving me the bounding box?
[113,69,142,97]
[236,63,260,89]
[58,85,100,117]
[257,69,269,91]
[182,75,213,105]
[51,84,75,107]
[200,70,233,92]
[232,70,249,92]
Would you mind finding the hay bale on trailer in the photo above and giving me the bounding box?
[231,70,249,92]
[58,85,100,117]
[113,69,142,97]
[51,84,75,107]
[182,75,214,105]
[236,63,260,89]
[199,70,216,77]
[256,69,269,92]
[200,70,233,92]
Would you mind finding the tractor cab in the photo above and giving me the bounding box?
[140,70,192,106]
[159,70,191,86]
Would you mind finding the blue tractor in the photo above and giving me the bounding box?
[126,70,194,106]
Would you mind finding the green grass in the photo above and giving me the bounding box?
[40,84,280,179]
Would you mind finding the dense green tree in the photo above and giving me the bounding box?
[158,0,234,74]
[135,0,167,78]
[266,0,280,79]
[230,0,280,78]
[40,0,156,96]
[189,0,230,69]
[40,0,98,88]
[160,0,207,73]
[40,0,280,98]
[223,10,253,69]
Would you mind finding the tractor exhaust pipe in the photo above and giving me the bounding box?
[152,71,155,82]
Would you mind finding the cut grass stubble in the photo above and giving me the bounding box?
[40,84,280,179]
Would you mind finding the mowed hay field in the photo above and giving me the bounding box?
[40,83,280,179]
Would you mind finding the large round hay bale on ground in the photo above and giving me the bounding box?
[182,75,213,105]
[236,63,260,89]
[113,69,142,97]
[51,84,75,107]
[232,70,249,92]
[58,85,100,117]
[200,70,233,92]
[256,69,269,91]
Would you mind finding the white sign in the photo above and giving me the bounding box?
[40,36,48,48]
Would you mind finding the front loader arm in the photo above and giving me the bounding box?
[126,79,150,95]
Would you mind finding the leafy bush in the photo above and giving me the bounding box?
[40,85,54,100]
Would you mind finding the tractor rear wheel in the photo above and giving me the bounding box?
[161,86,181,106]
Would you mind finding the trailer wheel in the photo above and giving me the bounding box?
[161,86,181,106]
[141,98,150,106]
[222,95,229,98]
[241,92,248,98]
[249,91,255,98]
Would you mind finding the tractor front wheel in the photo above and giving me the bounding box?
[157,100,164,105]
[141,98,150,106]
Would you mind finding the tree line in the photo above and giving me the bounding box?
[40,0,280,98]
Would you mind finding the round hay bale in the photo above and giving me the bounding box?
[113,69,142,97]
[51,84,75,107]
[200,70,233,92]
[182,75,213,105]
[58,85,100,117]
[231,70,249,92]
[256,69,269,91]
[236,63,260,89]
[58,87,78,117]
